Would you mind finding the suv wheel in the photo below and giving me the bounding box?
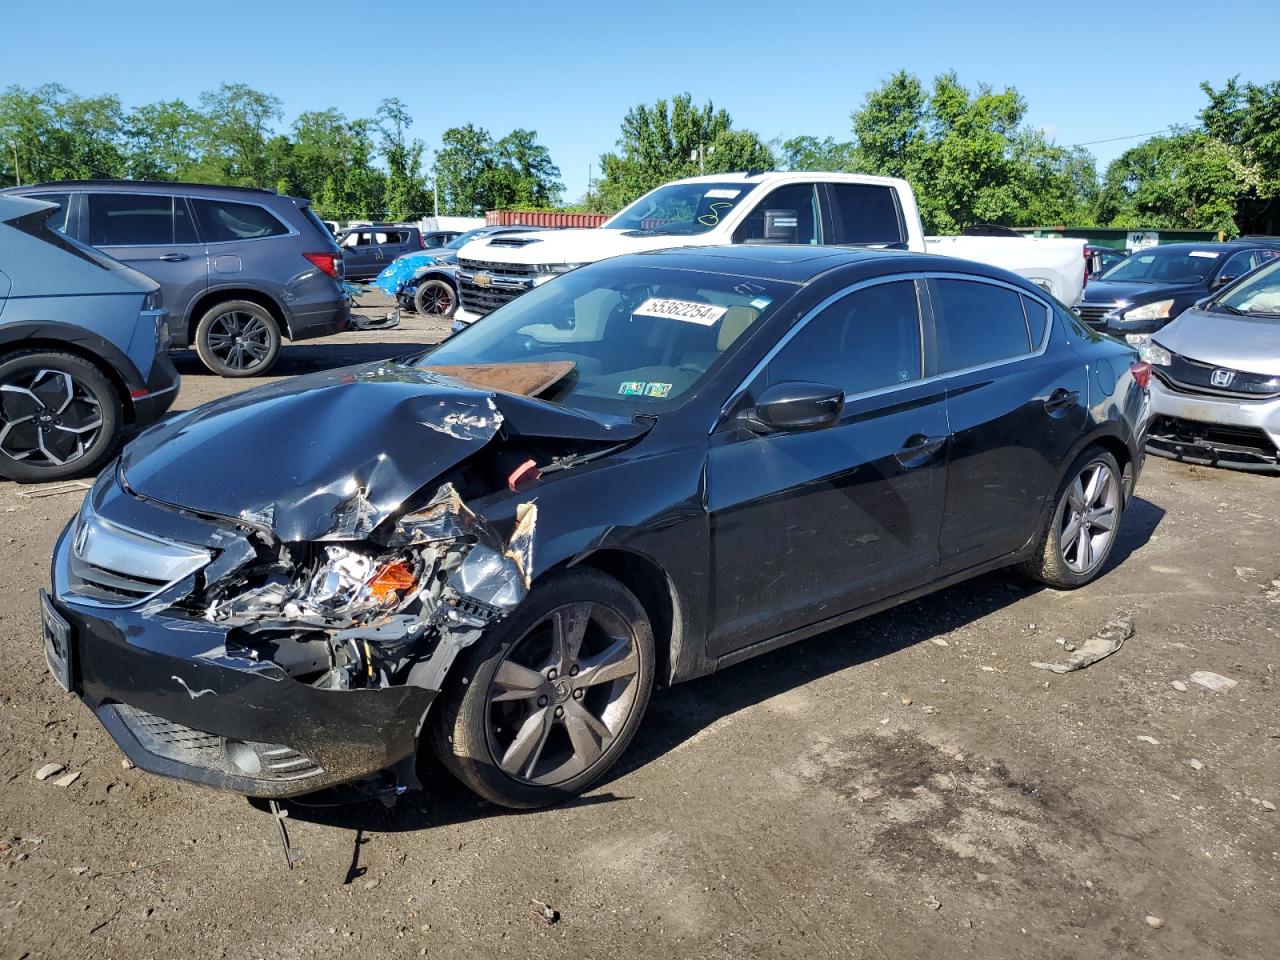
[432,569,654,809]
[195,300,281,377]
[0,350,122,483]
[1020,446,1124,589]
[414,279,457,318]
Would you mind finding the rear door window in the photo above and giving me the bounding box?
[190,199,289,243]
[931,279,1033,372]
[87,193,175,246]
[826,183,906,245]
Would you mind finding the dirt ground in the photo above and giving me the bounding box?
[2,295,1277,960]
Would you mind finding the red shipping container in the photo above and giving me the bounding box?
[486,210,610,229]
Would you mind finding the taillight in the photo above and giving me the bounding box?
[1130,361,1152,390]
[303,252,340,278]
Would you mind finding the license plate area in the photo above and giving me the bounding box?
[40,590,73,692]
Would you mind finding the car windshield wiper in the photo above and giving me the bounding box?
[1212,302,1245,316]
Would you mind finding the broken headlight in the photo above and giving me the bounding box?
[207,544,425,626]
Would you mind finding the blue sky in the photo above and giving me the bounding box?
[4,0,1273,200]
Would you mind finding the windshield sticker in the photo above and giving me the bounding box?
[696,201,736,227]
[749,297,773,310]
[619,381,648,396]
[644,382,672,398]
[704,189,742,199]
[633,297,728,326]
[1189,250,1221,258]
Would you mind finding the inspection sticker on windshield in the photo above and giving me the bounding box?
[1190,250,1221,258]
[704,188,741,199]
[633,298,728,326]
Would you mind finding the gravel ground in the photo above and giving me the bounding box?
[2,294,1277,959]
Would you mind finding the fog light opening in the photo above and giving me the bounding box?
[225,739,262,776]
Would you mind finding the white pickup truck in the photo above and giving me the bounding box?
[452,172,1085,327]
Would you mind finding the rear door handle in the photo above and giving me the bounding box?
[158,253,189,262]
[894,433,947,468]
[1044,387,1080,416]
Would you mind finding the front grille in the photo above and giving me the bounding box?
[457,258,538,276]
[456,258,537,316]
[63,514,210,609]
[1076,304,1112,327]
[110,703,325,782]
[68,555,170,604]
[1157,352,1280,400]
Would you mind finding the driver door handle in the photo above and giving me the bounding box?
[158,253,189,262]
[894,433,947,468]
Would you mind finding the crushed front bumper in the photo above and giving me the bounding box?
[48,521,434,798]
[1147,377,1280,472]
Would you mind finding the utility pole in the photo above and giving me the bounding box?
[9,140,20,186]
[586,163,592,206]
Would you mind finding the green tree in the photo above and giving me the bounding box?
[196,83,283,187]
[493,128,563,208]
[0,84,126,185]
[433,123,497,216]
[1199,77,1279,234]
[1096,131,1245,233]
[377,97,430,220]
[846,70,1099,232]
[779,134,857,172]
[594,94,773,211]
[124,99,203,180]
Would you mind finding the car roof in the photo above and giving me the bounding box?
[1138,241,1274,254]
[625,244,1024,287]
[1,179,281,199]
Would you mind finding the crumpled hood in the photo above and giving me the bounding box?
[121,361,646,542]
[1156,309,1280,376]
[457,227,693,267]
[1081,279,1201,308]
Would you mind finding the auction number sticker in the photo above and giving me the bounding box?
[632,298,728,326]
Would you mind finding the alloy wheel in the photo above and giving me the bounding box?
[1060,461,1119,574]
[206,311,272,371]
[416,281,455,316]
[485,601,643,786]
[0,368,103,467]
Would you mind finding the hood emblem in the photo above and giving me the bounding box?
[472,272,492,287]
[1210,368,1236,388]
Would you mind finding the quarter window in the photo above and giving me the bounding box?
[931,279,1032,372]
[190,199,288,242]
[766,280,923,397]
[733,183,821,245]
[29,193,71,234]
[87,193,174,246]
[827,184,905,245]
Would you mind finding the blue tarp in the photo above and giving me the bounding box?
[373,253,440,297]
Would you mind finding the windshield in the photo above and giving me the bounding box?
[1216,258,1280,317]
[418,261,794,415]
[604,181,759,237]
[445,227,489,250]
[1099,247,1222,284]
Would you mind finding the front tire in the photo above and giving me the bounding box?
[0,350,122,482]
[431,569,655,809]
[413,278,457,318]
[1020,446,1124,589]
[194,300,281,377]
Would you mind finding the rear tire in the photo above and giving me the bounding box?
[1020,446,1124,589]
[431,568,654,809]
[194,300,281,377]
[413,278,457,318]
[0,350,122,483]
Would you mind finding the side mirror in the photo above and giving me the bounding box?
[744,381,844,433]
[1211,274,1237,290]
[762,209,799,243]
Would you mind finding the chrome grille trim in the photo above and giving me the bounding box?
[63,512,211,609]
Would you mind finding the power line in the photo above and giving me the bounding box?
[1069,127,1177,148]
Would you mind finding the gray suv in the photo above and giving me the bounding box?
[0,195,179,481]
[0,181,349,377]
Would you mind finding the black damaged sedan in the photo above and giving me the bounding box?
[42,246,1150,809]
